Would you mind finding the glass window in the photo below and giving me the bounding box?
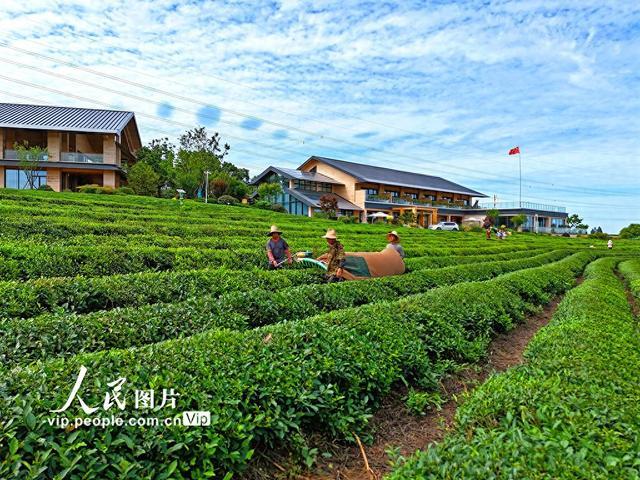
[406,192,418,199]
[4,169,47,189]
[386,190,399,197]
[366,188,378,196]
[423,194,436,201]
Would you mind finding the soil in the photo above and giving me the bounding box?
[247,285,577,480]
[616,271,639,318]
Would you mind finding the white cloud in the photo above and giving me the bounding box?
[0,0,637,231]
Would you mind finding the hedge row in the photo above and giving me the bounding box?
[0,252,595,479]
[0,250,571,369]
[388,257,640,479]
[0,268,324,319]
[0,239,551,280]
[619,259,640,300]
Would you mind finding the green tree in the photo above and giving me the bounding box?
[486,209,500,225]
[127,162,160,196]
[15,141,47,189]
[399,210,417,225]
[257,182,283,203]
[135,138,175,195]
[566,213,588,230]
[620,223,640,239]
[511,214,526,230]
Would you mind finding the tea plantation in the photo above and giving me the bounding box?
[0,190,638,479]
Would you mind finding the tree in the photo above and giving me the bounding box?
[15,141,47,189]
[486,209,500,225]
[511,214,526,230]
[566,214,582,228]
[134,138,175,195]
[620,223,640,239]
[399,210,417,225]
[319,194,338,218]
[257,182,283,203]
[179,127,230,159]
[127,162,160,196]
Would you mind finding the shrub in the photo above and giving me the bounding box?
[127,161,160,196]
[405,389,445,416]
[253,199,271,209]
[270,203,287,213]
[37,184,54,191]
[338,215,357,224]
[217,194,239,205]
[115,186,135,195]
[76,184,101,194]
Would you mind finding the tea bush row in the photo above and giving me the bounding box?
[388,257,640,480]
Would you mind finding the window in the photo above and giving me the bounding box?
[386,190,399,197]
[292,180,331,192]
[365,188,378,196]
[5,169,47,189]
[275,192,309,216]
[406,192,418,200]
[423,194,436,201]
[339,209,353,217]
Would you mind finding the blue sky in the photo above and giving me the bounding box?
[0,0,638,232]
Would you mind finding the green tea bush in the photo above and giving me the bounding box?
[0,251,593,479]
[388,257,640,479]
[0,251,574,368]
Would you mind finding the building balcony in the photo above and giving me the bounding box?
[365,194,475,209]
[479,201,566,213]
[61,152,104,164]
[3,149,49,161]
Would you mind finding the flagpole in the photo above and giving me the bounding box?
[518,150,522,208]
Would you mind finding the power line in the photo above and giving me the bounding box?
[1,36,624,187]
[0,51,630,198]
[3,21,638,184]
[0,73,635,207]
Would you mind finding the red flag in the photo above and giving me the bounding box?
[508,146,520,155]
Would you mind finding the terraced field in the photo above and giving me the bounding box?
[0,190,637,479]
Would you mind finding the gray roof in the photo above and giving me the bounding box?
[0,103,135,135]
[287,188,362,211]
[303,156,488,197]
[250,165,344,185]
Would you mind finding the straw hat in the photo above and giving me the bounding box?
[387,230,400,241]
[266,225,282,236]
[322,228,338,239]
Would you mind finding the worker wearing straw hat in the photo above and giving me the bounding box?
[266,225,292,269]
[322,228,345,282]
[385,230,405,258]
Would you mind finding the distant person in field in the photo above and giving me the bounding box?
[608,239,613,249]
[482,216,493,240]
[266,225,292,269]
[497,225,507,240]
[322,228,345,282]
[385,230,405,258]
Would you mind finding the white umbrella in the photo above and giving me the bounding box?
[368,211,390,218]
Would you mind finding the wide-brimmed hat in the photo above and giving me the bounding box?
[387,230,400,241]
[266,225,282,236]
[322,228,338,239]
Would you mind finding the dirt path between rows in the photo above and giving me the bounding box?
[616,271,639,318]
[298,286,577,480]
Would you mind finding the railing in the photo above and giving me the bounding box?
[365,194,476,209]
[3,149,49,161]
[479,201,566,213]
[61,152,104,164]
[524,226,587,235]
